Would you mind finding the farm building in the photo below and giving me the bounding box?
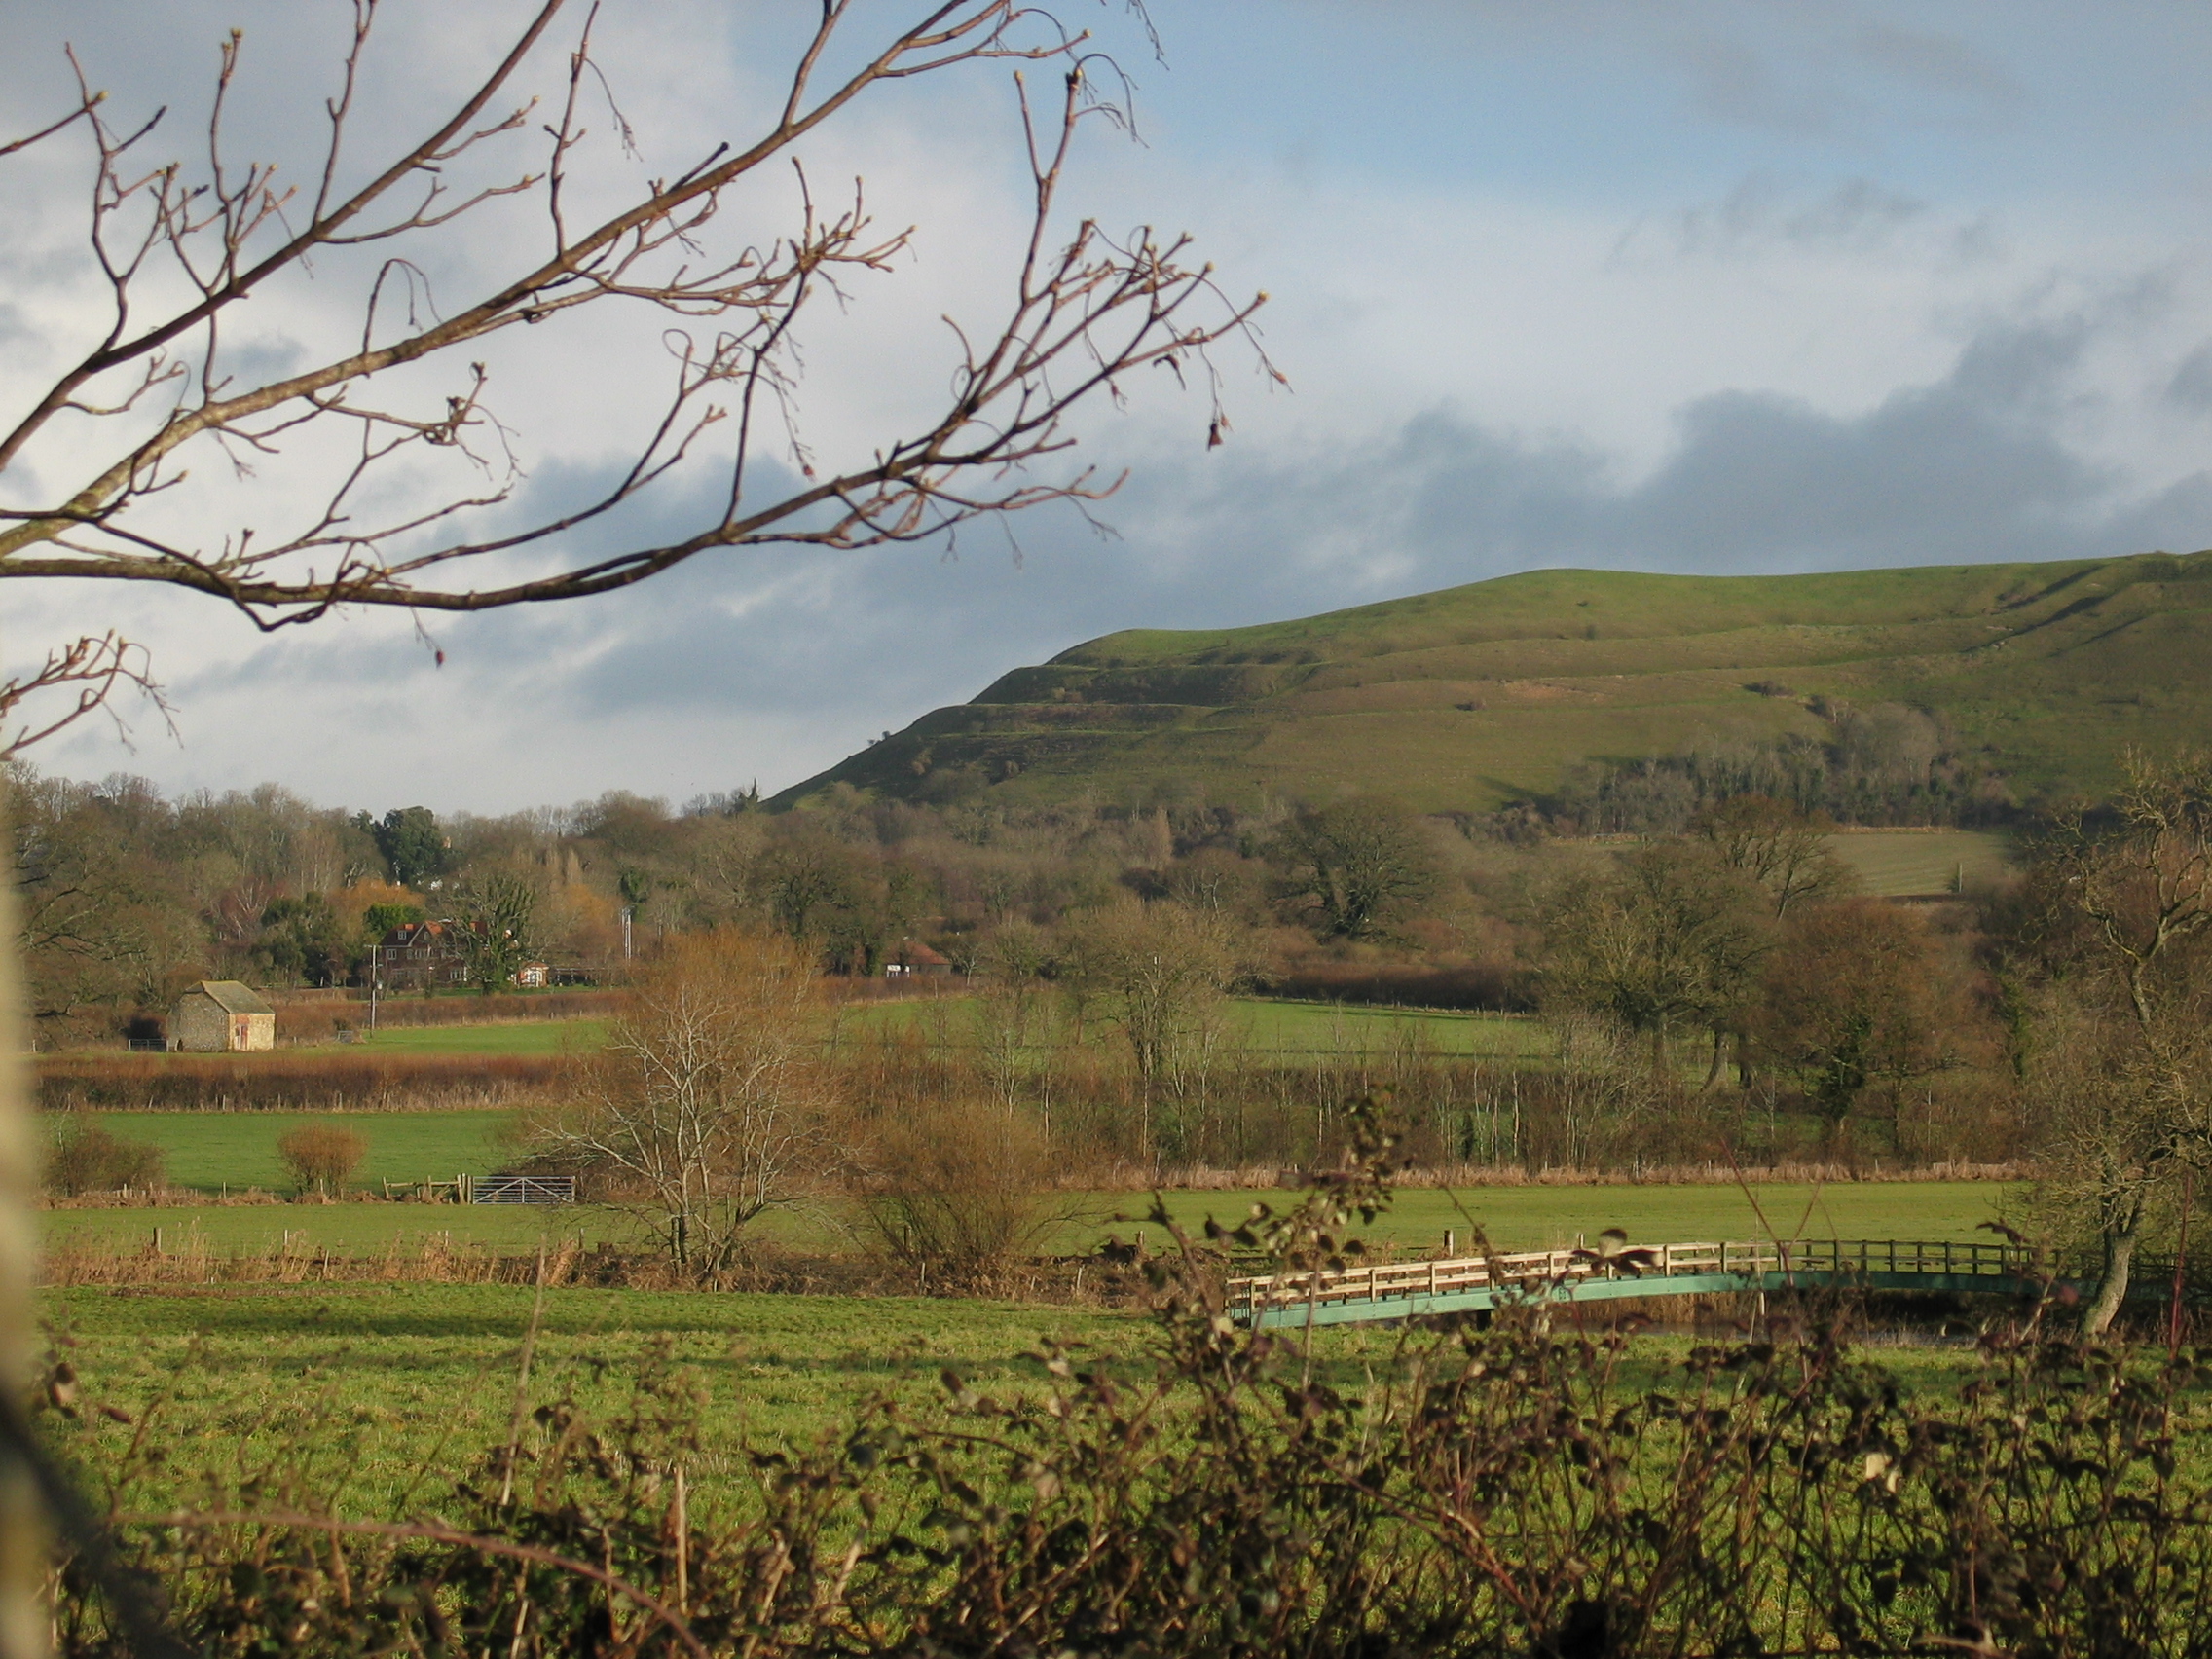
[884,939,954,977]
[168,980,276,1051]
[514,960,550,988]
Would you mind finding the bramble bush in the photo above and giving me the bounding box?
[856,1098,1070,1286]
[41,1115,164,1198]
[275,1125,368,1198]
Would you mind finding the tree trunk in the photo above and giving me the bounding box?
[2084,1224,2141,1337]
[0,842,47,1659]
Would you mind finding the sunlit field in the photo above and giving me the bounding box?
[41,1278,2001,1523]
[42,1161,2014,1258]
[843,995,1550,1059]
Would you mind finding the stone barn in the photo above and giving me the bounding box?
[168,980,276,1051]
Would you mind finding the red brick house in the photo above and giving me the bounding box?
[884,939,954,978]
[376,920,472,989]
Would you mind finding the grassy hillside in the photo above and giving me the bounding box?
[776,551,2212,812]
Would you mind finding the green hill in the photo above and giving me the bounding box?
[777,551,2212,813]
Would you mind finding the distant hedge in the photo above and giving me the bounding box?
[1257,960,1532,1012]
[37,1051,562,1112]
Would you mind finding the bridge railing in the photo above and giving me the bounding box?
[1226,1237,2046,1322]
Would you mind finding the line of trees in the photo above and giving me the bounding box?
[23,748,2212,1327]
[480,755,2212,1334]
[1514,698,2016,836]
[5,766,1471,1042]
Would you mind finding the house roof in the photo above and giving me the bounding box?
[891,939,951,967]
[188,979,275,1016]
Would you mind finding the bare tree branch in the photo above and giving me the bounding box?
[0,633,174,759]
[0,1,1269,700]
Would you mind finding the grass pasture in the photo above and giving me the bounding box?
[1227,999,1544,1057]
[42,1117,2017,1259]
[782,551,2212,812]
[38,1282,1135,1516]
[41,1200,631,1255]
[1826,828,2015,897]
[844,996,1550,1060]
[64,997,1540,1068]
[68,1108,514,1195]
[38,1276,2006,1524]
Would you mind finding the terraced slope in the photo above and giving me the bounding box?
[777,551,2212,812]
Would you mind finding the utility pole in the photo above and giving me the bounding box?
[621,905,634,961]
[369,942,380,1031]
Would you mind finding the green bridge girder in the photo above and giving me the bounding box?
[1240,1268,2074,1330]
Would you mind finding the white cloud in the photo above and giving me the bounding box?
[11,2,2212,811]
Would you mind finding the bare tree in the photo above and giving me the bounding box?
[527,930,832,1272]
[856,1096,1068,1284]
[2029,751,2212,1332]
[1749,898,1960,1144]
[1540,842,1771,1075]
[1270,798,1441,940]
[0,1,1269,745]
[1689,793,1852,918]
[1064,899,1240,1165]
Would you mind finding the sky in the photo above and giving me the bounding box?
[8,1,2212,814]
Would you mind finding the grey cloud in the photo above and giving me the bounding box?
[1850,22,2024,112]
[1658,175,1930,259]
[1091,313,2181,609]
[2169,344,2212,412]
[1674,33,1834,137]
[421,311,2210,780]
[1659,11,2030,142]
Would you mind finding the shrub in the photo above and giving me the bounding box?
[43,1115,165,1196]
[275,1125,368,1197]
[857,1099,1066,1281]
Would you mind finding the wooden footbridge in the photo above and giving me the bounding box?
[1228,1238,2063,1329]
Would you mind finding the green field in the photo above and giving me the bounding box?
[69,1109,515,1194]
[38,1282,1138,1515]
[43,1152,2016,1257]
[42,1200,629,1254]
[1826,829,2016,897]
[777,550,2212,812]
[847,996,1549,1058]
[41,1276,2003,1521]
[150,998,1542,1065]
